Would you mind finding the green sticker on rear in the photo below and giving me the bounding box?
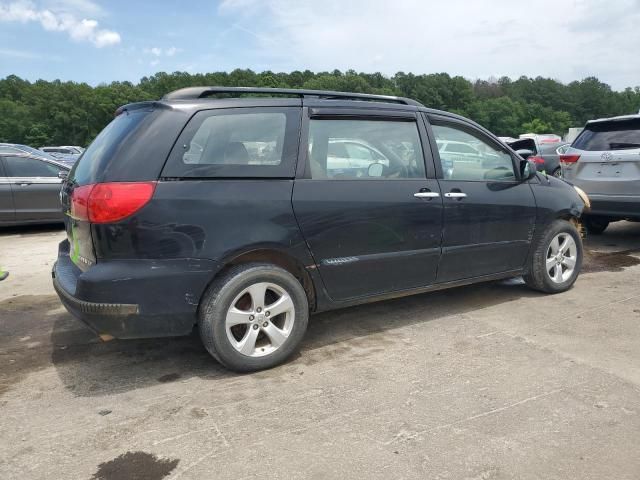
[70,224,80,265]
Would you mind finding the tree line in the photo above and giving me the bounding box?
[1,69,639,147]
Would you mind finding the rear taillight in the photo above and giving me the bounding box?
[529,156,545,164]
[560,154,581,164]
[70,182,156,223]
[70,184,93,221]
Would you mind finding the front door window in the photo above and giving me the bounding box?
[432,124,515,181]
[308,119,426,180]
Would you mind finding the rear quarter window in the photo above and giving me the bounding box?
[69,109,152,185]
[68,104,187,185]
[162,107,301,178]
[573,120,640,151]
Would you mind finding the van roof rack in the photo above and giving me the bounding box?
[162,86,423,107]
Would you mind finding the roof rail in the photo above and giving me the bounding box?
[162,86,423,107]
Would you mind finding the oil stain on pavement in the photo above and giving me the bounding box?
[583,249,640,273]
[157,372,182,383]
[91,451,179,480]
[0,295,80,397]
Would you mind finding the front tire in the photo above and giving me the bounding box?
[199,263,309,372]
[524,219,583,293]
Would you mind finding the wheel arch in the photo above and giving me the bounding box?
[556,212,585,238]
[198,248,317,316]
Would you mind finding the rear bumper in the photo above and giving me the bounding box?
[53,275,140,339]
[586,194,640,219]
[52,240,219,339]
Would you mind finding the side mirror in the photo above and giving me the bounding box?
[519,158,537,181]
[515,149,534,160]
[368,163,384,177]
[58,170,68,179]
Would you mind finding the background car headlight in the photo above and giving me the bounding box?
[574,186,591,209]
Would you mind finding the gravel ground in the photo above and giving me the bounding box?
[1,222,639,480]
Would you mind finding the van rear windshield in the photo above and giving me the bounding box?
[573,119,640,151]
[69,109,152,185]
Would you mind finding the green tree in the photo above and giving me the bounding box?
[24,123,51,146]
[0,71,638,147]
[521,118,553,134]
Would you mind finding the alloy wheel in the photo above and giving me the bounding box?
[225,282,295,357]
[545,233,577,283]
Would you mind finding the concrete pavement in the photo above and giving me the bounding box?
[1,222,639,479]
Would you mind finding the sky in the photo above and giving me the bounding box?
[0,0,639,90]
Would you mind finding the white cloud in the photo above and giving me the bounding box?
[43,0,105,17]
[0,46,63,60]
[141,46,182,68]
[219,0,640,90]
[0,47,42,59]
[0,0,120,47]
[143,46,181,57]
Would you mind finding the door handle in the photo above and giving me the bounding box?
[414,192,440,199]
[16,182,32,186]
[444,192,467,198]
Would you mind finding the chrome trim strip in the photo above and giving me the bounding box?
[442,239,529,253]
[588,193,640,200]
[322,247,441,266]
[0,176,62,184]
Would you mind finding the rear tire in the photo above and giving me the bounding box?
[584,216,609,235]
[524,219,583,293]
[552,167,562,178]
[199,263,309,372]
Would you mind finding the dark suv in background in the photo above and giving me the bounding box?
[53,87,587,372]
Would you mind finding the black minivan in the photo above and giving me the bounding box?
[53,87,587,372]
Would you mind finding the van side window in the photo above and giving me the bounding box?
[432,124,515,181]
[308,119,426,180]
[162,107,301,179]
[184,113,286,166]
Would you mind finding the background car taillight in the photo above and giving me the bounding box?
[70,182,156,223]
[529,156,545,165]
[560,154,581,164]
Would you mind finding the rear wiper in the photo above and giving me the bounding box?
[609,142,640,150]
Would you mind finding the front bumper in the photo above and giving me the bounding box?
[52,240,219,339]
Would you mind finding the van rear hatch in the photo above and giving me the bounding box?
[61,102,188,271]
[566,118,640,196]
